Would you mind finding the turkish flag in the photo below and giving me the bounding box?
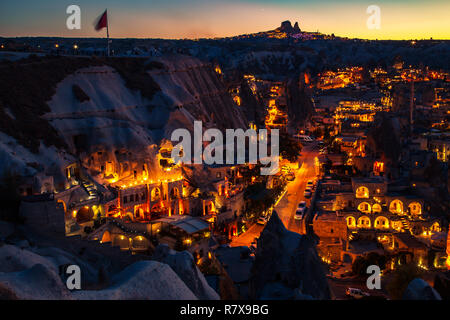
[95,10,108,31]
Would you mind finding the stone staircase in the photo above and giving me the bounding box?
[81,180,99,200]
[400,217,410,232]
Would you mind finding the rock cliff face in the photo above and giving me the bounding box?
[74,261,198,300]
[286,74,315,127]
[433,272,450,299]
[249,211,330,300]
[152,244,220,300]
[0,54,247,181]
[0,242,217,300]
[402,278,442,300]
[46,55,246,156]
[0,264,73,300]
[276,21,301,34]
[149,55,247,132]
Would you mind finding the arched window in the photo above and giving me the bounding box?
[346,216,356,228]
[207,201,216,214]
[101,231,111,243]
[389,200,404,214]
[113,235,130,250]
[170,187,180,200]
[57,200,67,213]
[76,206,94,223]
[372,203,382,213]
[135,207,145,219]
[132,236,149,250]
[357,216,371,228]
[431,222,440,232]
[374,216,389,229]
[358,202,371,213]
[408,202,421,216]
[356,186,369,198]
[151,187,161,202]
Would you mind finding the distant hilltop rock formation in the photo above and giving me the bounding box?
[276,20,301,34]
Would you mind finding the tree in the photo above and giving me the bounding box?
[279,133,302,162]
[312,127,324,139]
[351,252,387,276]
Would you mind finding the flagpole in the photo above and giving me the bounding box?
[106,10,110,57]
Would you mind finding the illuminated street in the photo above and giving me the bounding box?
[277,143,319,234]
[231,142,319,247]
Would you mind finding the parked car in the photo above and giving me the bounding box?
[297,201,307,212]
[294,210,304,220]
[281,165,290,173]
[306,180,315,188]
[294,134,314,143]
[304,188,312,198]
[294,201,307,220]
[286,172,295,181]
[257,216,268,225]
[346,288,370,299]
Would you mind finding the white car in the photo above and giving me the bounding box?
[286,172,295,181]
[257,216,268,225]
[294,202,307,220]
[297,201,307,212]
[281,165,290,173]
[346,288,370,299]
[294,135,314,143]
[304,188,312,198]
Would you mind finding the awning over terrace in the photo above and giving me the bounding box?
[155,215,210,235]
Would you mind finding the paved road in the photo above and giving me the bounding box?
[230,143,319,247]
[276,143,319,234]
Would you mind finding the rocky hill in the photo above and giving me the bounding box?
[249,211,330,300]
[0,54,247,180]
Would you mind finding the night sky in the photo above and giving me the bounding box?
[1,0,449,39]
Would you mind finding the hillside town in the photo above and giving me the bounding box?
[0,17,449,302]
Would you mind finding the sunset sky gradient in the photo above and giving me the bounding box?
[0,0,449,40]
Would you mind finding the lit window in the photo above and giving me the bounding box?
[356,186,369,198]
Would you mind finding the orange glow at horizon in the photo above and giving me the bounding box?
[1,2,449,40]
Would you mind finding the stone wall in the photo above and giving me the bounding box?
[19,199,65,235]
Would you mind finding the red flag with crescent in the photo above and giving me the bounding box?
[95,10,108,31]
